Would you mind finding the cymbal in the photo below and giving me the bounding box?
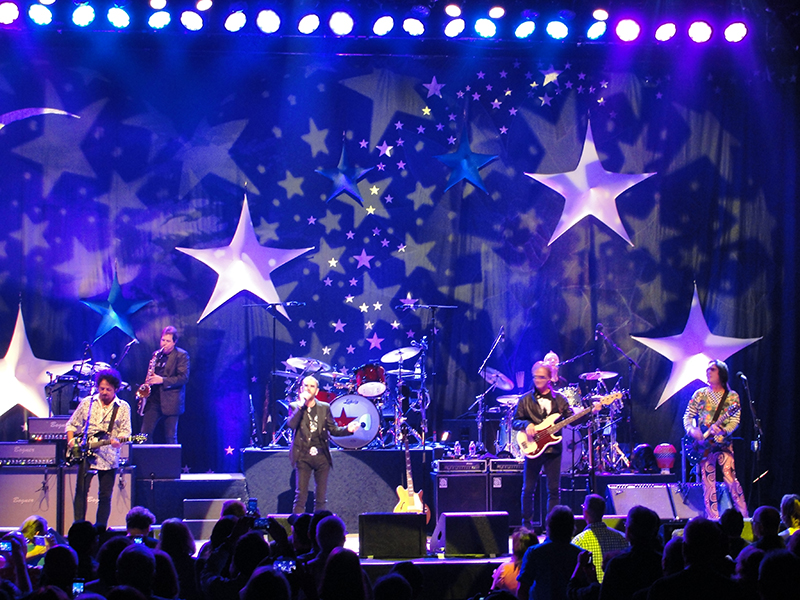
[497,394,520,406]
[380,346,421,364]
[286,357,332,373]
[481,367,514,391]
[385,368,420,379]
[579,370,619,381]
[273,370,300,379]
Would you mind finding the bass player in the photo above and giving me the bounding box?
[65,368,132,528]
[683,359,748,519]
[513,361,576,529]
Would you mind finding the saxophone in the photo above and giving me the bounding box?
[137,348,162,416]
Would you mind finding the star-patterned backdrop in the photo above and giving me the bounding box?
[0,33,796,503]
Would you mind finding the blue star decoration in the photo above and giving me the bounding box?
[316,143,374,206]
[434,128,498,194]
[81,271,151,342]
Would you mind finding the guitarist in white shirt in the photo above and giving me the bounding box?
[513,361,576,529]
[683,359,749,520]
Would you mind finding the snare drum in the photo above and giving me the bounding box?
[329,395,380,449]
[355,363,386,398]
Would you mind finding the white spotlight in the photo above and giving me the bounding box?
[488,6,504,19]
[586,21,606,40]
[0,1,19,24]
[444,4,461,18]
[654,22,676,41]
[329,11,354,35]
[688,21,712,43]
[372,15,393,36]
[545,20,568,39]
[474,17,496,38]
[195,0,211,11]
[149,0,166,9]
[180,10,203,30]
[72,4,96,27]
[256,9,280,34]
[592,8,608,21]
[297,13,320,34]
[724,22,747,43]
[148,10,170,28]
[224,10,246,32]
[615,18,640,42]
[444,17,464,37]
[402,17,424,36]
[514,20,535,39]
[107,6,130,28]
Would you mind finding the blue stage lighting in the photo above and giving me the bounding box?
[586,20,605,40]
[329,11,353,35]
[474,17,496,38]
[372,15,393,36]
[688,21,712,43]
[402,17,423,36]
[28,3,52,25]
[297,13,319,34]
[107,6,130,28]
[148,10,170,28]
[444,4,461,18]
[592,8,608,21]
[72,3,96,27]
[150,0,166,9]
[545,20,568,39]
[488,6,504,19]
[514,20,534,39]
[724,22,747,43]
[444,17,464,37]
[180,10,203,30]
[0,2,20,24]
[196,0,211,11]
[615,18,640,42]
[256,9,280,33]
[654,22,676,41]
[224,10,245,32]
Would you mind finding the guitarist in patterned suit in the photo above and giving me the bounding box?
[683,359,749,520]
[513,361,575,529]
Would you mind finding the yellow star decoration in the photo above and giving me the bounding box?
[422,106,432,115]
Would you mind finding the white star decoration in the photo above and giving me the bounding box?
[0,307,78,418]
[631,286,761,409]
[526,121,655,246]
[177,196,313,322]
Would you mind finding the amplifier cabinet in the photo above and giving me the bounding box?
[0,468,60,528]
[63,467,134,529]
[432,472,487,519]
[489,472,522,527]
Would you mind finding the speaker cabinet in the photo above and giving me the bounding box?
[667,483,732,519]
[0,468,60,529]
[358,512,427,559]
[489,472,522,527]
[433,473,487,517]
[63,467,134,528]
[129,445,181,480]
[606,483,674,519]
[430,512,509,557]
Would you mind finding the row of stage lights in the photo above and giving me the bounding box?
[0,0,750,44]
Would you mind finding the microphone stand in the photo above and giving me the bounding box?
[740,374,765,509]
[476,327,505,451]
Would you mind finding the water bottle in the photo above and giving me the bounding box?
[468,441,476,457]
[454,441,461,457]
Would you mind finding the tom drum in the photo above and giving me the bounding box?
[355,363,386,398]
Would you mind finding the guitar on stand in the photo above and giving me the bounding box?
[393,422,431,522]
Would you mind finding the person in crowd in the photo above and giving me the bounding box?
[303,515,349,596]
[374,572,413,600]
[492,528,537,593]
[199,528,270,600]
[298,510,334,562]
[0,532,33,596]
[566,550,600,600]
[126,507,158,549]
[733,545,764,599]
[105,586,148,600]
[20,516,50,566]
[85,536,134,596]
[660,537,684,577]
[758,549,800,600]
[289,513,314,556]
[647,517,746,600]
[779,494,800,541]
[116,544,168,600]
[318,547,371,600]
[571,495,628,583]
[157,518,200,600]
[390,561,424,600]
[220,499,246,519]
[517,505,581,600]
[720,508,749,559]
[152,549,179,599]
[751,506,786,553]
[598,506,662,600]
[67,521,98,582]
[240,566,291,600]
[39,545,78,598]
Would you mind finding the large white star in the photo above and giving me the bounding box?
[631,286,761,409]
[0,307,78,418]
[526,121,655,246]
[176,196,313,322]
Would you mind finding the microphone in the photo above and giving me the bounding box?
[500,326,505,340]
[125,339,139,348]
[411,340,419,347]
[737,372,747,381]
[595,323,604,341]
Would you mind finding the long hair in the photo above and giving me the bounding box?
[709,359,730,390]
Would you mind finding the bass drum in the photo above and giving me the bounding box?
[329,395,380,449]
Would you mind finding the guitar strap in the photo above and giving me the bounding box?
[710,390,729,424]
[107,402,120,435]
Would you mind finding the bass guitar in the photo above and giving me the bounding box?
[393,424,431,523]
[683,403,740,465]
[516,392,623,459]
[66,432,148,465]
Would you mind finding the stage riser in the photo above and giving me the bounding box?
[135,477,247,523]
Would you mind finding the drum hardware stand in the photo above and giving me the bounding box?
[389,373,423,448]
[475,326,505,451]
[411,337,429,448]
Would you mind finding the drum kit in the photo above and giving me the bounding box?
[269,343,432,450]
[487,368,630,474]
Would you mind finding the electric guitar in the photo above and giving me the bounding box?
[66,432,148,465]
[683,403,741,465]
[393,424,431,523]
[516,392,623,459]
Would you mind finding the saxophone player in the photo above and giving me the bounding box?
[139,326,190,444]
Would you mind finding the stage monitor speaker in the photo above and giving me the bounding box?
[0,468,60,529]
[63,467,134,529]
[606,484,674,519]
[358,512,427,559]
[489,472,522,527]
[433,473,487,517]
[667,482,732,519]
[129,444,181,480]
[430,511,509,557]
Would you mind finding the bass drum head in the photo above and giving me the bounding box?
[329,394,380,449]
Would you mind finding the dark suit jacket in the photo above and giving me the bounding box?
[154,347,190,416]
[512,388,573,455]
[288,400,352,467]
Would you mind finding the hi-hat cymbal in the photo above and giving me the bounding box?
[497,394,520,406]
[481,367,514,391]
[273,370,300,379]
[385,368,420,379]
[286,357,332,372]
[380,346,421,364]
[579,370,619,381]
